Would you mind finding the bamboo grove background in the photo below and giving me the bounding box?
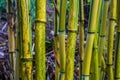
[0,0,120,80]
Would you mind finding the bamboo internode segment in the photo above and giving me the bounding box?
[35,0,46,80]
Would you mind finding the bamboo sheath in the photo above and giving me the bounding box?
[54,0,60,80]
[65,0,79,80]
[107,0,117,80]
[35,0,46,80]
[58,0,67,80]
[81,0,100,80]
[114,0,120,79]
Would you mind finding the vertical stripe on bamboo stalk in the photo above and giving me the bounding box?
[114,0,120,79]
[81,0,100,80]
[107,0,117,80]
[79,0,84,79]
[54,0,60,80]
[35,0,46,80]
[98,0,109,79]
[58,0,67,80]
[19,0,33,80]
[65,0,79,80]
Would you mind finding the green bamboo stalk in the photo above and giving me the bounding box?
[16,0,23,79]
[107,0,117,79]
[35,0,46,80]
[114,0,120,79]
[58,0,67,80]
[65,0,79,80]
[19,0,33,80]
[81,0,100,80]
[54,0,60,80]
[98,1,109,78]
[79,0,84,79]
[7,0,15,79]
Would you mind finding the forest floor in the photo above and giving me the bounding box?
[0,0,90,80]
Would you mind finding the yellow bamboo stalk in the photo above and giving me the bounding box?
[58,0,67,80]
[107,0,117,79]
[98,1,109,79]
[65,0,79,80]
[82,0,100,80]
[54,0,60,80]
[35,0,46,80]
[19,0,33,80]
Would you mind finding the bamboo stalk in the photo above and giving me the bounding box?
[19,0,33,80]
[16,0,24,79]
[35,0,46,80]
[114,0,120,79]
[54,0,60,80]
[79,0,84,79]
[65,0,79,80]
[98,0,109,75]
[92,34,99,80]
[15,0,21,79]
[7,0,15,79]
[81,0,100,80]
[92,0,103,79]
[107,0,117,79]
[58,0,67,80]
